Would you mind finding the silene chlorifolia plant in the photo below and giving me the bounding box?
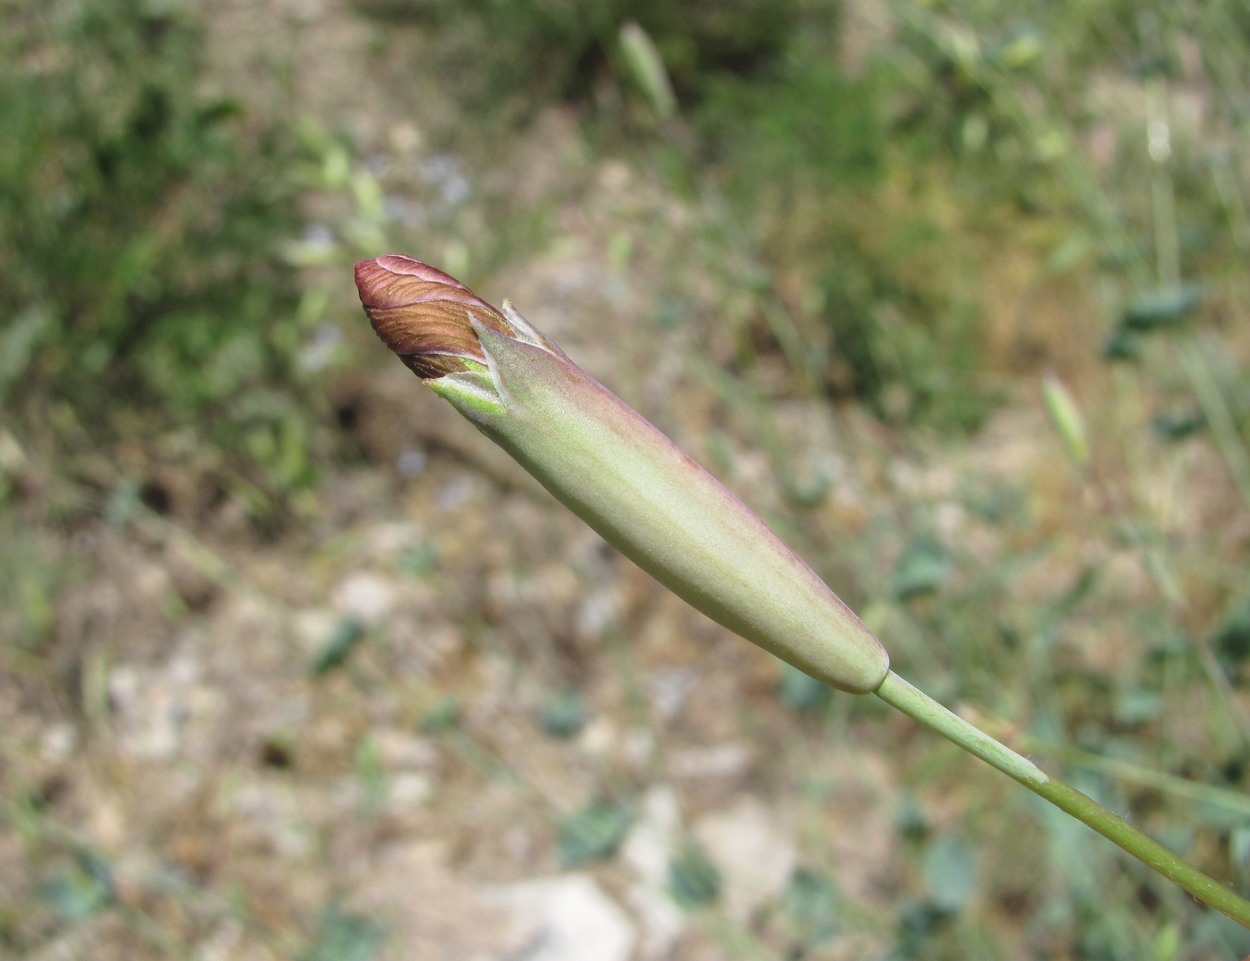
[355,254,1250,928]
[355,254,889,694]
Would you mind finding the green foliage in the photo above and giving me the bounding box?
[537,688,590,738]
[0,0,315,500]
[691,34,999,430]
[1121,284,1204,331]
[1214,599,1250,679]
[558,799,633,867]
[778,663,835,715]
[359,0,812,118]
[697,61,888,186]
[38,849,115,921]
[300,907,387,961]
[893,537,954,601]
[779,868,840,945]
[4,0,1250,956]
[668,842,721,909]
[923,832,979,915]
[311,617,367,676]
[419,697,463,733]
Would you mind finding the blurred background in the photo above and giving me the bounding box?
[3,0,1250,957]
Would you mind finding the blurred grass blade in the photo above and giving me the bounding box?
[1042,371,1090,468]
[619,22,678,122]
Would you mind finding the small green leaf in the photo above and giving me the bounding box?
[559,801,633,867]
[39,850,115,921]
[1153,921,1182,961]
[1114,687,1162,726]
[419,697,461,733]
[39,874,109,921]
[301,907,387,961]
[311,617,365,676]
[538,689,588,739]
[923,832,978,914]
[778,663,833,714]
[106,480,143,527]
[1121,284,1203,331]
[781,868,839,944]
[893,538,951,600]
[399,543,439,577]
[1103,328,1142,362]
[899,899,950,940]
[987,27,1042,69]
[668,843,720,909]
[1213,599,1250,674]
[1230,826,1250,891]
[896,794,929,842]
[1152,410,1205,441]
[1199,910,1250,959]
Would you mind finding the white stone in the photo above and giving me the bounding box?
[386,771,434,809]
[333,571,396,625]
[488,875,634,961]
[292,608,338,654]
[373,729,438,769]
[108,654,225,762]
[670,742,752,780]
[693,796,798,923]
[621,786,685,960]
[40,721,78,763]
[574,585,621,638]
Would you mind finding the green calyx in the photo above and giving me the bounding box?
[447,320,890,694]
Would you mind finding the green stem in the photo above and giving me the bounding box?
[873,670,1250,928]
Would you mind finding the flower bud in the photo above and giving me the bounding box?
[355,255,890,694]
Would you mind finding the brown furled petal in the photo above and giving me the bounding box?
[356,254,472,303]
[354,255,513,380]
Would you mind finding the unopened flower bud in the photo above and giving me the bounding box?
[355,255,890,694]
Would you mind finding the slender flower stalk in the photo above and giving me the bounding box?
[355,255,1250,929]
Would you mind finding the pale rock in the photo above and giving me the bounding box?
[373,729,438,770]
[693,796,797,923]
[108,653,225,762]
[333,571,396,625]
[348,840,515,960]
[39,721,78,763]
[488,875,635,961]
[386,771,434,809]
[292,607,338,655]
[363,520,423,557]
[670,742,752,780]
[574,584,621,638]
[645,667,695,720]
[578,716,617,756]
[621,786,685,960]
[620,727,657,771]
